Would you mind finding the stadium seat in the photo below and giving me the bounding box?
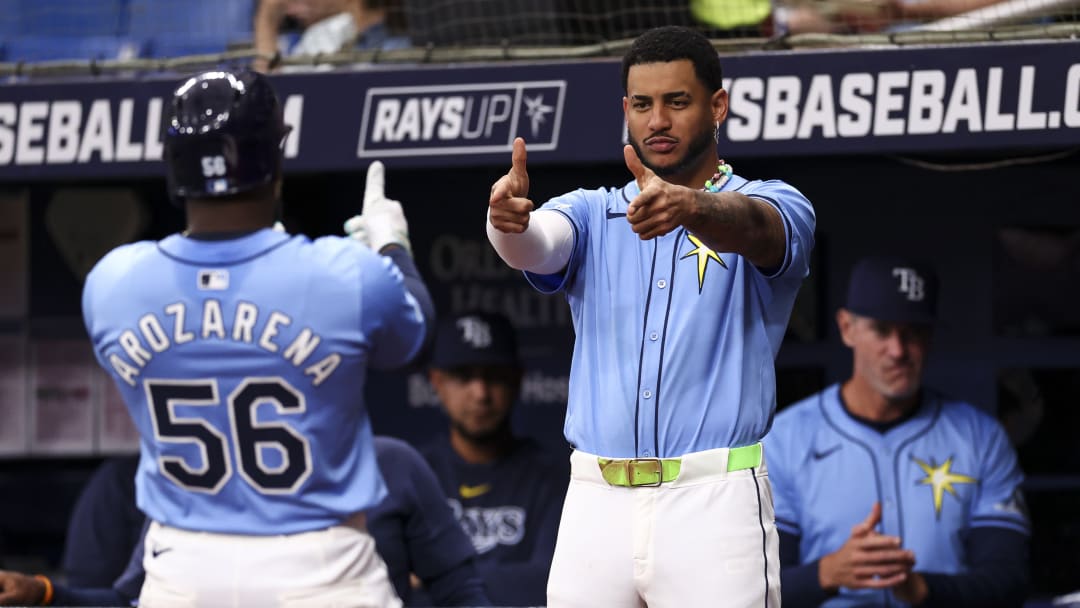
[127,0,254,58]
[0,0,20,41]
[143,32,254,59]
[17,0,127,36]
[4,35,142,62]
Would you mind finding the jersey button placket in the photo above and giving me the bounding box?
[637,272,669,456]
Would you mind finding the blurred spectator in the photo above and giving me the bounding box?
[254,0,408,71]
[777,0,1006,34]
[691,0,777,36]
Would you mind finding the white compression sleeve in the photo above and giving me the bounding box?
[487,208,574,274]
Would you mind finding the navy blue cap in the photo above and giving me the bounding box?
[844,256,939,324]
[430,311,520,369]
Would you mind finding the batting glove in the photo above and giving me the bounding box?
[344,161,411,255]
[343,214,370,248]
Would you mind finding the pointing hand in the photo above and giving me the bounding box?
[344,160,412,254]
[623,145,695,240]
[488,137,534,234]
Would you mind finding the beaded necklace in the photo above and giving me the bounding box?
[703,160,733,192]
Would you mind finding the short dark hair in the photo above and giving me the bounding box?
[621,26,723,94]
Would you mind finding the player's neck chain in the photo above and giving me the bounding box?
[703,161,733,192]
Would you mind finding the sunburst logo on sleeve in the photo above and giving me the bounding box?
[681,234,727,293]
[912,456,977,518]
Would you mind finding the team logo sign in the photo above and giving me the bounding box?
[357,81,566,157]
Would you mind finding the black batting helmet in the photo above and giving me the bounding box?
[164,70,290,200]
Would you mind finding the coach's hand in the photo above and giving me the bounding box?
[817,502,915,593]
[0,570,47,606]
[624,145,696,240]
[489,137,533,233]
[344,160,411,254]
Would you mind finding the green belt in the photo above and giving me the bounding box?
[598,443,762,487]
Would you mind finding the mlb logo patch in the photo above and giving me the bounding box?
[197,269,229,290]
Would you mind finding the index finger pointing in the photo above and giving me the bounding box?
[511,137,528,176]
[363,160,386,210]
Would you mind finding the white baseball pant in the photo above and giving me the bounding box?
[139,514,402,608]
[547,445,781,608]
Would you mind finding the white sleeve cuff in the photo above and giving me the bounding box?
[486,208,573,275]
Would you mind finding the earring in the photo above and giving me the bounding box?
[713,121,720,144]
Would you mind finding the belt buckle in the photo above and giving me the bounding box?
[626,458,663,487]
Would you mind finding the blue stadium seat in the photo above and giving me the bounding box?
[128,0,254,58]
[0,0,23,40]
[5,35,142,62]
[143,31,254,59]
[17,0,127,36]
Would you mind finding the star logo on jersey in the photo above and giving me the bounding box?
[681,234,727,293]
[459,483,492,499]
[912,456,977,518]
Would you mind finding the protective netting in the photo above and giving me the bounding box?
[0,0,1076,74]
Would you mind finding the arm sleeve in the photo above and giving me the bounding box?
[381,245,435,358]
[61,457,144,587]
[486,208,574,274]
[361,248,433,370]
[779,531,833,608]
[919,527,1030,608]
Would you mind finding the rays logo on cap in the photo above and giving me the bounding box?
[457,316,493,349]
[845,256,938,324]
[893,267,926,301]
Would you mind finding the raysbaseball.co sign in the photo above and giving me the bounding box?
[355,81,566,157]
[723,65,1080,142]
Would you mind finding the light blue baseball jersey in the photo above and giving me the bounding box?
[82,229,426,535]
[525,175,815,458]
[765,384,1031,608]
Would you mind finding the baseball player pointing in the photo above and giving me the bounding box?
[82,69,433,607]
[487,26,816,607]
